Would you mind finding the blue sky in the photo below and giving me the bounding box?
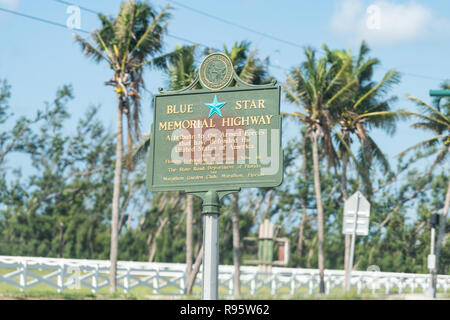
[1,0,449,179]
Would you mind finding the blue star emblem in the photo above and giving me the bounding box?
[204,95,226,118]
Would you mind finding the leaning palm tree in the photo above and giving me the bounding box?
[328,42,400,290]
[283,46,355,293]
[74,0,176,292]
[400,82,450,291]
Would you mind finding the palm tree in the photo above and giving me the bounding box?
[400,82,450,293]
[74,0,176,292]
[329,42,400,290]
[283,46,355,293]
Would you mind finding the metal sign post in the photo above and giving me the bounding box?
[342,191,370,291]
[428,213,439,298]
[199,191,221,300]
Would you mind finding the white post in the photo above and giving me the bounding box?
[20,260,27,292]
[92,265,98,293]
[153,266,159,294]
[124,267,130,294]
[202,212,219,300]
[58,264,64,293]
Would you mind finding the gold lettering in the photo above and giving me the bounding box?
[222,117,232,127]
[159,122,167,130]
[235,100,242,110]
[258,99,265,108]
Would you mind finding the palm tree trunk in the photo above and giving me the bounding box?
[311,132,325,294]
[297,211,306,266]
[186,244,203,295]
[110,99,123,293]
[185,194,194,293]
[232,192,241,298]
[433,179,450,286]
[298,138,308,266]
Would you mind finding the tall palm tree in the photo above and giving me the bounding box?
[400,82,450,292]
[74,0,176,292]
[283,46,355,293]
[329,42,400,290]
[223,41,273,298]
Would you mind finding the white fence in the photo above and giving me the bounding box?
[0,255,449,296]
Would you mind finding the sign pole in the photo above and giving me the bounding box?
[429,226,436,298]
[346,192,360,292]
[201,190,220,300]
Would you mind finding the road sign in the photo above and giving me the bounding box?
[342,191,371,236]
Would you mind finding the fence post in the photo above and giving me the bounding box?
[124,266,130,294]
[19,260,27,292]
[271,273,276,295]
[290,274,295,295]
[92,264,98,294]
[57,263,64,293]
[153,266,159,294]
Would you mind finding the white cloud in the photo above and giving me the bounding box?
[330,0,438,45]
[0,0,19,10]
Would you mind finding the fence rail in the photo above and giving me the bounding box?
[0,255,449,296]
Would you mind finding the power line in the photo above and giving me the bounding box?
[169,0,304,50]
[0,6,89,33]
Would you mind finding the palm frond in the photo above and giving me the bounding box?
[73,34,108,64]
[406,94,449,124]
[398,134,446,158]
[353,70,400,110]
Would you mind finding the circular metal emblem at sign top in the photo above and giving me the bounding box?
[199,52,234,90]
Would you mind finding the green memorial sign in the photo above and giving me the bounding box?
[146,53,283,193]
